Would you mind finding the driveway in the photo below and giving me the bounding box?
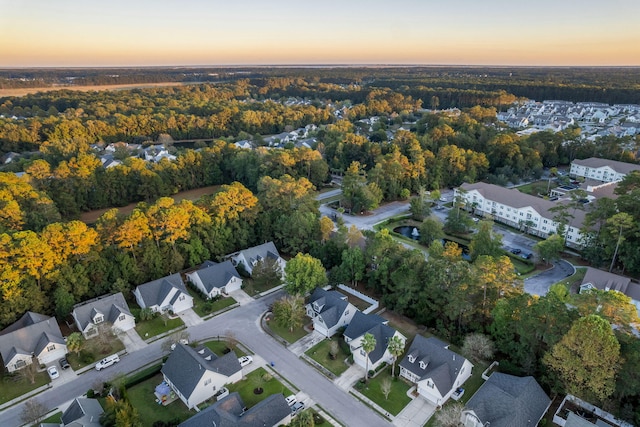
[119,328,147,352]
[228,289,254,306]
[393,393,437,427]
[177,308,203,327]
[524,259,575,296]
[333,364,364,391]
[288,330,324,356]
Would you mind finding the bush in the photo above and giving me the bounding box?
[87,389,95,398]
[79,350,95,365]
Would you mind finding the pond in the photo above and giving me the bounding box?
[393,226,471,260]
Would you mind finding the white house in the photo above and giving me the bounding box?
[306,288,357,338]
[0,312,67,372]
[399,336,473,406]
[227,241,285,277]
[161,344,242,409]
[570,157,640,183]
[72,293,135,339]
[343,311,406,372]
[185,260,242,299]
[133,273,194,314]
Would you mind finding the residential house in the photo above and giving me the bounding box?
[552,394,634,427]
[0,312,67,373]
[227,241,285,277]
[142,144,176,163]
[343,311,406,371]
[461,372,551,427]
[234,139,254,150]
[161,344,242,409]
[185,260,243,299]
[570,157,640,183]
[72,293,135,339]
[41,397,104,427]
[178,392,291,427]
[133,273,194,314]
[306,288,357,338]
[580,267,640,314]
[455,182,586,248]
[399,336,473,406]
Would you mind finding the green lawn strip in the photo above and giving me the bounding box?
[355,368,411,416]
[135,316,184,340]
[305,338,350,376]
[0,370,49,405]
[553,266,586,288]
[66,336,126,370]
[241,277,281,296]
[225,367,292,408]
[127,373,194,427]
[202,340,246,358]
[192,293,236,318]
[266,318,308,344]
[39,411,63,424]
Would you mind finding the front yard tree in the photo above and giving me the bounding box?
[433,402,464,427]
[387,335,405,377]
[251,258,283,290]
[543,314,621,401]
[272,295,305,332]
[381,377,392,400]
[362,332,377,384]
[534,233,564,265]
[66,331,84,356]
[284,253,327,296]
[20,399,48,426]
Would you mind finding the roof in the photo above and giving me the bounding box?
[61,397,104,427]
[135,273,190,308]
[572,157,640,175]
[399,336,468,395]
[464,372,551,427]
[162,344,241,399]
[564,412,600,427]
[344,312,398,364]
[188,261,241,293]
[308,288,350,329]
[0,312,65,366]
[582,268,632,294]
[72,293,132,331]
[234,242,281,266]
[179,392,291,427]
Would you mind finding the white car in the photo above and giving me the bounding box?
[285,395,297,407]
[47,366,60,380]
[95,354,120,371]
[238,355,253,367]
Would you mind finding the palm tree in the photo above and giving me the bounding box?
[361,333,377,384]
[387,335,405,378]
[66,332,84,356]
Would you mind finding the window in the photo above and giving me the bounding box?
[204,378,211,386]
[47,344,55,351]
[345,310,349,315]
[408,355,415,363]
[427,381,434,389]
[118,314,125,321]
[360,349,365,356]
[419,361,426,369]
[179,295,185,301]
[15,359,26,368]
[94,315,104,324]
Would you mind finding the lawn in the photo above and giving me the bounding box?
[266,316,309,344]
[0,370,49,405]
[355,367,411,416]
[191,292,237,318]
[66,335,125,370]
[127,373,194,427]
[225,367,292,408]
[241,277,282,296]
[135,315,184,340]
[305,338,350,376]
[203,339,247,357]
[553,266,586,289]
[40,411,62,424]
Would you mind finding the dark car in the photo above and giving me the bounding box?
[59,357,70,370]
[510,248,522,255]
[521,252,533,260]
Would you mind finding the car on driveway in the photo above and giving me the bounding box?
[59,357,70,370]
[521,252,533,259]
[291,401,305,417]
[285,395,297,407]
[238,355,253,367]
[47,366,60,380]
[510,248,522,255]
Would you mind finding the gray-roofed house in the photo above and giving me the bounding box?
[178,392,291,427]
[133,273,194,314]
[227,241,286,277]
[306,287,357,338]
[580,267,640,315]
[185,260,242,299]
[0,312,67,373]
[57,397,104,427]
[72,292,135,339]
[462,372,550,427]
[161,343,243,409]
[344,311,406,371]
[399,335,473,406]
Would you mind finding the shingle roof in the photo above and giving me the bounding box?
[179,392,290,427]
[564,412,598,427]
[61,397,104,427]
[464,372,550,427]
[399,336,467,396]
[235,242,281,266]
[582,267,632,293]
[188,261,241,293]
[0,312,65,367]
[135,273,189,307]
[344,311,398,364]
[572,157,640,175]
[308,288,349,329]
[0,312,50,335]
[72,293,132,331]
[161,344,241,399]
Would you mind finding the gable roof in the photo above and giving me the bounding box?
[344,311,397,364]
[582,267,632,294]
[235,242,281,266]
[179,392,290,427]
[162,344,241,399]
[399,336,468,395]
[188,261,241,293]
[72,293,132,331]
[572,157,640,175]
[61,397,104,427]
[0,312,65,366]
[135,273,190,308]
[464,372,550,427]
[308,288,350,329]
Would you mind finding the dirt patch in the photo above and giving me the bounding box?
[79,185,220,223]
[0,82,195,98]
[379,310,423,339]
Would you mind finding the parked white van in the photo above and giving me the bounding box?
[95,354,120,371]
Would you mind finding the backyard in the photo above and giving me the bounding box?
[66,335,125,370]
[305,338,350,376]
[127,373,194,426]
[0,369,49,405]
[354,367,412,416]
[225,367,293,408]
[135,315,184,340]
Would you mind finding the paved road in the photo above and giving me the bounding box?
[524,259,575,296]
[0,291,389,427]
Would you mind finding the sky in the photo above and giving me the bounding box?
[2,0,640,67]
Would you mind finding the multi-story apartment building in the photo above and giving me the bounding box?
[569,157,640,183]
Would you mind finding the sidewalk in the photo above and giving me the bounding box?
[288,331,324,356]
[119,328,147,352]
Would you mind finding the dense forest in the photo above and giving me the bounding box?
[1,68,640,423]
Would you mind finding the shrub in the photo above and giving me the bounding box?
[79,350,95,365]
[87,389,95,398]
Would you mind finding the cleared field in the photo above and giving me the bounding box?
[0,81,196,97]
[79,185,220,223]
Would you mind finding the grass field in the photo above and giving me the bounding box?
[305,338,350,376]
[66,336,125,370]
[355,367,411,416]
[127,373,193,426]
[225,367,292,408]
[0,370,49,405]
[266,316,309,344]
[135,316,184,340]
